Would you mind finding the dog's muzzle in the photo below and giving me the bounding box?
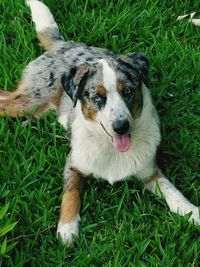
[112,119,131,153]
[112,119,129,135]
[100,119,131,153]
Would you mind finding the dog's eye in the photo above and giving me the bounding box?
[93,94,105,108]
[93,94,103,103]
[123,87,132,97]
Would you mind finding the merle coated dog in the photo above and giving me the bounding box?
[0,0,199,245]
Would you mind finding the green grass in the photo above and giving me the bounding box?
[0,0,200,266]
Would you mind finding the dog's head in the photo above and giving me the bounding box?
[61,52,149,152]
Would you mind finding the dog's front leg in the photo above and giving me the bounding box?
[57,164,82,245]
[146,170,200,224]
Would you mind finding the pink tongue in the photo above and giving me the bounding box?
[112,135,131,152]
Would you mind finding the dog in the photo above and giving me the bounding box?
[0,0,199,245]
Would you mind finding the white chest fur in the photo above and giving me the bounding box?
[71,126,159,184]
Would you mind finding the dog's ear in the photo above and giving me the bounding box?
[120,52,149,87]
[61,64,90,107]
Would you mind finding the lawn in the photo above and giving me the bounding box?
[0,0,200,266]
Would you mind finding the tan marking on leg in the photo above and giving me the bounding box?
[34,85,63,116]
[0,90,31,117]
[60,170,81,224]
[48,85,62,107]
[0,90,13,98]
[34,103,51,116]
[0,85,62,117]
[146,171,160,190]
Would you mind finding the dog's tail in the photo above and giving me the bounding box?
[26,0,65,51]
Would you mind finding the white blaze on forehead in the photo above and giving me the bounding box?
[98,59,116,91]
[27,0,58,32]
[97,59,131,125]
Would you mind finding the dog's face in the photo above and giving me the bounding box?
[61,52,149,152]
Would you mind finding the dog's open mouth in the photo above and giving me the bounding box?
[112,135,131,152]
[100,122,131,152]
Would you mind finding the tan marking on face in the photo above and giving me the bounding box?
[60,170,81,224]
[96,85,106,97]
[117,82,126,92]
[82,102,97,121]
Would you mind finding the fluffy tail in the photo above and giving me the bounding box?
[26,0,64,51]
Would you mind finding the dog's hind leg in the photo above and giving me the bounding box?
[0,90,30,117]
[0,84,62,117]
[0,90,13,100]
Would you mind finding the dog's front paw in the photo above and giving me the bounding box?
[57,215,80,245]
[189,207,200,225]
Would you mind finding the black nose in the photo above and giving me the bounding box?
[112,119,130,135]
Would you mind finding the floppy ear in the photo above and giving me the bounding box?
[60,64,90,107]
[120,52,149,87]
